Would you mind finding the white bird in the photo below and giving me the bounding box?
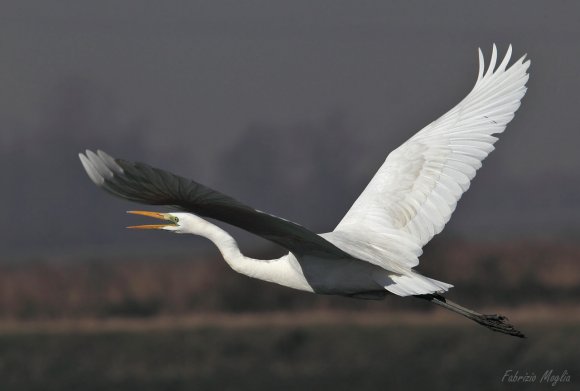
[80,45,529,337]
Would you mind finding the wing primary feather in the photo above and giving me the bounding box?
[335,45,530,251]
[483,44,498,79]
[497,44,513,72]
[97,149,124,174]
[79,153,105,186]
[477,48,485,82]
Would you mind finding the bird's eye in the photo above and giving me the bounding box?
[171,216,179,223]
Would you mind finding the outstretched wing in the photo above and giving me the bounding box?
[79,149,351,259]
[335,45,530,248]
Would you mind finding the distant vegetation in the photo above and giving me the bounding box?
[0,240,578,319]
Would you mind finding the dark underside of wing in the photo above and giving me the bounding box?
[80,150,349,258]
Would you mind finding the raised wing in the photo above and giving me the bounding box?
[79,150,351,259]
[335,45,530,247]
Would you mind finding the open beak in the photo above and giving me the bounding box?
[126,210,174,229]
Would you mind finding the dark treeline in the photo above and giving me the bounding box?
[0,240,577,319]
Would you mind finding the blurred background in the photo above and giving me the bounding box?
[1,1,579,390]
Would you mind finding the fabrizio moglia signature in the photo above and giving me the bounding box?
[502,369,571,386]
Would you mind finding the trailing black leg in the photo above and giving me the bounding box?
[415,293,525,338]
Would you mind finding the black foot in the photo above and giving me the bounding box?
[473,313,526,338]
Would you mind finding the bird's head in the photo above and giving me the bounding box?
[126,211,209,235]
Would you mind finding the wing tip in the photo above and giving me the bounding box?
[79,150,105,186]
[476,44,531,85]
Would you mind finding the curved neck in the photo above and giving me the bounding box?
[197,220,278,278]
[201,222,255,268]
[193,220,310,292]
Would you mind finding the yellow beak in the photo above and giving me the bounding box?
[126,210,172,229]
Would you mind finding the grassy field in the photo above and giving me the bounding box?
[0,313,578,391]
[1,241,578,390]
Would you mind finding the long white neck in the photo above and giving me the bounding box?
[199,220,265,275]
[192,219,311,292]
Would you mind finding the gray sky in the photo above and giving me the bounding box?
[1,1,579,256]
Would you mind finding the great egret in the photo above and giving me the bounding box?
[80,45,529,337]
